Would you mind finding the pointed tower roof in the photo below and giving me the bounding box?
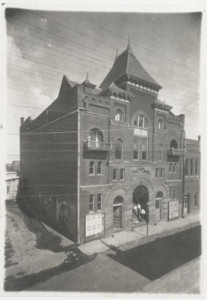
[82,73,96,89]
[100,40,161,91]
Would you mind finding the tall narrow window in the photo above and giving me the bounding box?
[155,169,159,178]
[89,195,94,212]
[190,158,194,176]
[115,109,124,122]
[158,143,163,161]
[170,139,178,149]
[160,169,164,178]
[115,139,123,160]
[133,137,139,160]
[158,119,164,130]
[120,169,125,180]
[97,194,102,211]
[169,163,173,173]
[97,161,103,175]
[134,114,148,129]
[195,158,199,175]
[89,161,95,175]
[173,163,177,173]
[89,128,103,148]
[140,138,147,160]
[185,158,189,176]
[113,169,118,180]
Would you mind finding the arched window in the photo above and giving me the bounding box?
[155,191,163,209]
[89,128,103,148]
[115,139,123,160]
[115,109,124,122]
[97,161,103,174]
[158,119,164,130]
[89,161,95,175]
[158,143,164,161]
[170,139,178,149]
[113,196,124,205]
[134,114,148,129]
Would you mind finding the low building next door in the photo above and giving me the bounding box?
[113,205,122,228]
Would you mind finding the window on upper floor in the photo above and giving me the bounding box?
[89,195,94,212]
[134,114,148,129]
[115,109,124,122]
[134,137,148,161]
[190,158,194,176]
[195,158,199,176]
[88,128,103,148]
[170,139,178,149]
[97,194,102,211]
[113,169,118,180]
[120,169,125,180]
[158,143,164,161]
[115,139,123,160]
[97,161,103,175]
[185,158,189,176]
[89,161,95,175]
[158,119,164,130]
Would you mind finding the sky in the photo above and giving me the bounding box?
[5,8,202,162]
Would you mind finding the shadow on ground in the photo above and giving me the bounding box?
[107,225,201,281]
[4,248,96,291]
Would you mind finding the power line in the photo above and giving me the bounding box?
[8,14,200,87]
[75,11,200,76]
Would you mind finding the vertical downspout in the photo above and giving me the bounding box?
[77,109,81,244]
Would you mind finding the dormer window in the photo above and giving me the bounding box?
[134,114,148,129]
[115,109,124,122]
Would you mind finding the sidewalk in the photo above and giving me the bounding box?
[78,214,200,255]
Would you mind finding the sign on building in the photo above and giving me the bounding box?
[134,128,148,136]
[168,200,179,220]
[85,212,104,237]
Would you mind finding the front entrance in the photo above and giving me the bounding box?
[155,191,163,222]
[184,194,191,215]
[132,185,149,223]
[113,196,123,229]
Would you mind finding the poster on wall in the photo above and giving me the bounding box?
[168,200,179,220]
[85,212,104,237]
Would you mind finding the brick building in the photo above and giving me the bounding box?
[19,41,200,244]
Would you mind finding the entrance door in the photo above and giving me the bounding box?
[132,185,149,223]
[113,196,124,229]
[113,205,122,228]
[155,191,164,222]
[184,195,190,215]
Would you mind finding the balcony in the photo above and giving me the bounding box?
[84,139,112,151]
[167,148,185,156]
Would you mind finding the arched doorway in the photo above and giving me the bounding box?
[155,191,164,222]
[133,185,149,212]
[113,196,124,229]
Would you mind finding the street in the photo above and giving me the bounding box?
[27,225,201,292]
[4,200,201,292]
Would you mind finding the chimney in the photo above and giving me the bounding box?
[20,117,24,125]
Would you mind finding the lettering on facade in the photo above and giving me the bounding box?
[131,166,151,175]
[85,212,104,237]
[134,128,148,136]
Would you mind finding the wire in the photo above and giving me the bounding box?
[75,12,199,76]
[8,13,200,87]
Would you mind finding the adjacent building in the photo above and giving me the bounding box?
[6,161,20,200]
[19,41,200,244]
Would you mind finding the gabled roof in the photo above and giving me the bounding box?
[100,42,161,91]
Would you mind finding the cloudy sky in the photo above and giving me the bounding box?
[5,8,201,162]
